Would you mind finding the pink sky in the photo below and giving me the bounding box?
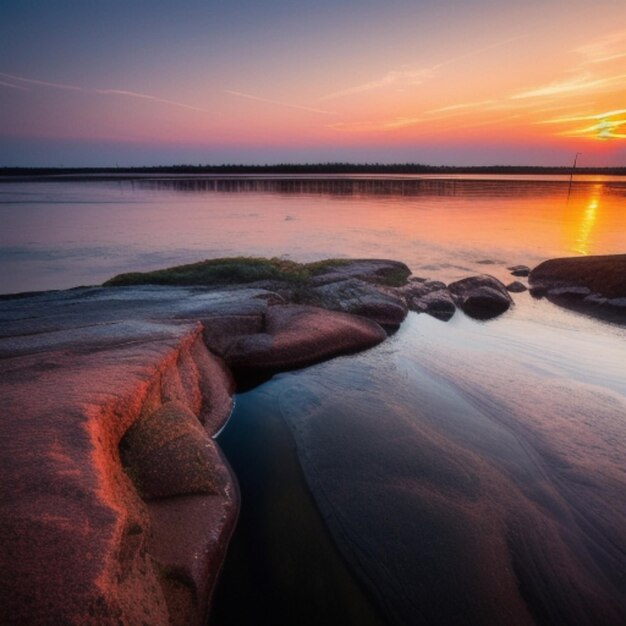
[1,1,625,166]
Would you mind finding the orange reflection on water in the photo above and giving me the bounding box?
[571,185,601,255]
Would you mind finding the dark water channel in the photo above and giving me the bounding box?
[210,387,387,626]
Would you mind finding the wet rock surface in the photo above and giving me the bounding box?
[400,280,456,321]
[508,264,531,277]
[0,262,400,626]
[506,281,528,293]
[296,278,408,328]
[448,275,514,320]
[3,254,612,625]
[529,254,626,323]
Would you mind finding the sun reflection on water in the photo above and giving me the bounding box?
[573,185,601,255]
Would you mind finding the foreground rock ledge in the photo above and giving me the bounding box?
[4,253,621,624]
[0,282,388,626]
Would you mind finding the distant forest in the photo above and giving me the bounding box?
[2,163,625,176]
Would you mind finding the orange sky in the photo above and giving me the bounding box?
[1,1,625,165]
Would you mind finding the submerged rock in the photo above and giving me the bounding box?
[448,275,513,320]
[506,281,527,293]
[529,254,626,323]
[508,264,530,277]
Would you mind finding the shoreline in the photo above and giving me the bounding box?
[0,254,624,625]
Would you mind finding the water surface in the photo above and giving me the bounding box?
[1,175,625,293]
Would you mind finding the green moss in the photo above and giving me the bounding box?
[104,256,356,288]
[372,266,412,287]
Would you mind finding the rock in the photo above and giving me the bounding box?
[300,278,408,327]
[508,264,530,277]
[309,259,411,287]
[120,401,226,499]
[448,275,513,320]
[411,289,456,321]
[224,304,387,373]
[0,265,403,625]
[529,255,626,323]
[506,281,527,293]
[400,280,456,321]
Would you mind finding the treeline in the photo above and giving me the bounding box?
[2,163,626,176]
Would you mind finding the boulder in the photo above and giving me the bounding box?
[506,281,527,293]
[301,278,408,327]
[401,280,456,321]
[411,289,456,321]
[508,264,530,277]
[448,275,513,320]
[223,305,387,373]
[529,255,626,323]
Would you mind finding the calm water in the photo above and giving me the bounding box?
[1,175,625,293]
[3,175,626,624]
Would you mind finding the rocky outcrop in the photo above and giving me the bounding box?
[529,254,626,323]
[448,275,513,320]
[0,275,397,626]
[0,317,236,626]
[295,278,408,327]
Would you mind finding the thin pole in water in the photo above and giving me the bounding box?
[567,152,582,200]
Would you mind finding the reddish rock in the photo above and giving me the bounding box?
[0,318,237,626]
[120,401,227,499]
[0,280,396,625]
[224,305,387,372]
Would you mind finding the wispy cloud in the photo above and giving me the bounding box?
[574,29,626,65]
[0,71,82,91]
[320,68,434,102]
[225,90,336,115]
[426,100,496,115]
[511,72,626,99]
[320,35,527,102]
[0,79,30,91]
[0,70,208,113]
[542,108,626,140]
[94,89,208,112]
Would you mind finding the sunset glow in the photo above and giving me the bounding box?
[1,1,625,166]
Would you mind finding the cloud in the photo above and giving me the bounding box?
[574,29,626,65]
[225,90,336,115]
[95,89,208,113]
[542,107,626,140]
[320,35,528,102]
[0,70,210,113]
[0,79,30,91]
[320,68,434,101]
[426,100,497,115]
[511,73,626,99]
[0,71,82,91]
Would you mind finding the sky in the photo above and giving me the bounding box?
[1,0,625,167]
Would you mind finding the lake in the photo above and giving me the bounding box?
[2,175,626,625]
[1,174,625,294]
